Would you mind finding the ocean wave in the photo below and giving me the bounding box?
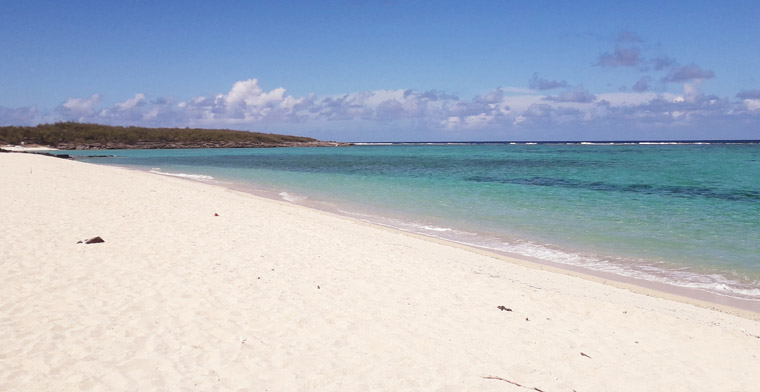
[579,142,636,145]
[675,277,760,299]
[638,142,715,145]
[149,168,214,182]
[335,207,760,301]
[406,223,454,232]
[475,238,760,301]
[336,210,475,236]
[279,192,307,202]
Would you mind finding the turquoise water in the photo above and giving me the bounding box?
[67,143,760,301]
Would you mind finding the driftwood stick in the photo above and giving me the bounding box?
[482,376,546,392]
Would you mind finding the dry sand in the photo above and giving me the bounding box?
[1,152,759,391]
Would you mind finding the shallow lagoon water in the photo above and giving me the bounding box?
[68,143,760,301]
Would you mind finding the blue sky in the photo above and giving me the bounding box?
[2,1,760,141]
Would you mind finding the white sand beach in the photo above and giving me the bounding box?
[1,145,59,152]
[2,152,759,391]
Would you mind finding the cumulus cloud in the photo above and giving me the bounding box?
[744,100,760,111]
[115,93,146,111]
[736,89,760,99]
[404,89,458,101]
[167,82,466,126]
[44,75,760,139]
[681,81,709,103]
[225,79,286,107]
[96,93,151,123]
[441,112,502,130]
[317,93,373,121]
[57,94,102,119]
[544,85,597,103]
[596,47,641,67]
[528,73,568,90]
[662,64,715,83]
[735,90,760,112]
[0,106,38,125]
[513,102,589,127]
[184,78,314,124]
[474,88,504,104]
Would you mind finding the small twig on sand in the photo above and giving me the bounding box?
[580,352,592,359]
[482,376,546,392]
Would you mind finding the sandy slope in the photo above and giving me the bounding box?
[1,153,759,391]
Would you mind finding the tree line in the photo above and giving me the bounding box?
[0,122,317,148]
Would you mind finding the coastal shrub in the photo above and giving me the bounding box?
[0,122,316,148]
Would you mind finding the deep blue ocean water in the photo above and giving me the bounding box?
[65,142,760,302]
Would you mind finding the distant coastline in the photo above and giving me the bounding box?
[0,122,349,150]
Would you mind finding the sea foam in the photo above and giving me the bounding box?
[149,168,214,182]
[279,192,307,202]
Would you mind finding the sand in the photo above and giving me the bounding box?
[1,145,59,152]
[1,152,759,391]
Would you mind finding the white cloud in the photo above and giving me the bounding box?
[595,91,660,106]
[57,94,102,119]
[745,99,760,111]
[683,81,703,103]
[596,47,642,68]
[528,73,568,90]
[225,79,286,107]
[662,64,715,83]
[115,93,146,111]
[46,77,760,140]
[0,106,39,125]
[544,85,597,103]
[736,90,760,99]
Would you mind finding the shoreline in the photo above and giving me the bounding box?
[3,152,760,390]
[1,144,60,151]
[13,146,760,314]
[149,166,760,318]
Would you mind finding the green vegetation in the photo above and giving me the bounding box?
[0,122,318,149]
